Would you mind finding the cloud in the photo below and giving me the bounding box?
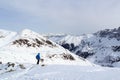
[0,0,120,34]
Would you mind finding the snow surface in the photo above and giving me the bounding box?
[0,64,120,80]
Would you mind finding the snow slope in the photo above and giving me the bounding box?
[0,64,120,80]
[0,29,17,48]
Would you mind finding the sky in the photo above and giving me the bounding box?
[0,0,120,35]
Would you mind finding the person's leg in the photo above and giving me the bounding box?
[37,59,40,64]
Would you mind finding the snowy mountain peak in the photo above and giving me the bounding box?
[20,29,32,36]
[11,29,56,48]
[59,35,84,46]
[20,29,45,40]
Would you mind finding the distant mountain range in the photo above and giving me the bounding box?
[47,27,120,67]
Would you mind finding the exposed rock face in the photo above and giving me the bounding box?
[12,38,55,47]
[94,27,120,40]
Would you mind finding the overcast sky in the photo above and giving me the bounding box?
[0,0,120,35]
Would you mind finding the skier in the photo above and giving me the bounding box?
[36,53,40,65]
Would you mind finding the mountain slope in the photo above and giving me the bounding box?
[0,29,92,66]
[0,29,17,48]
